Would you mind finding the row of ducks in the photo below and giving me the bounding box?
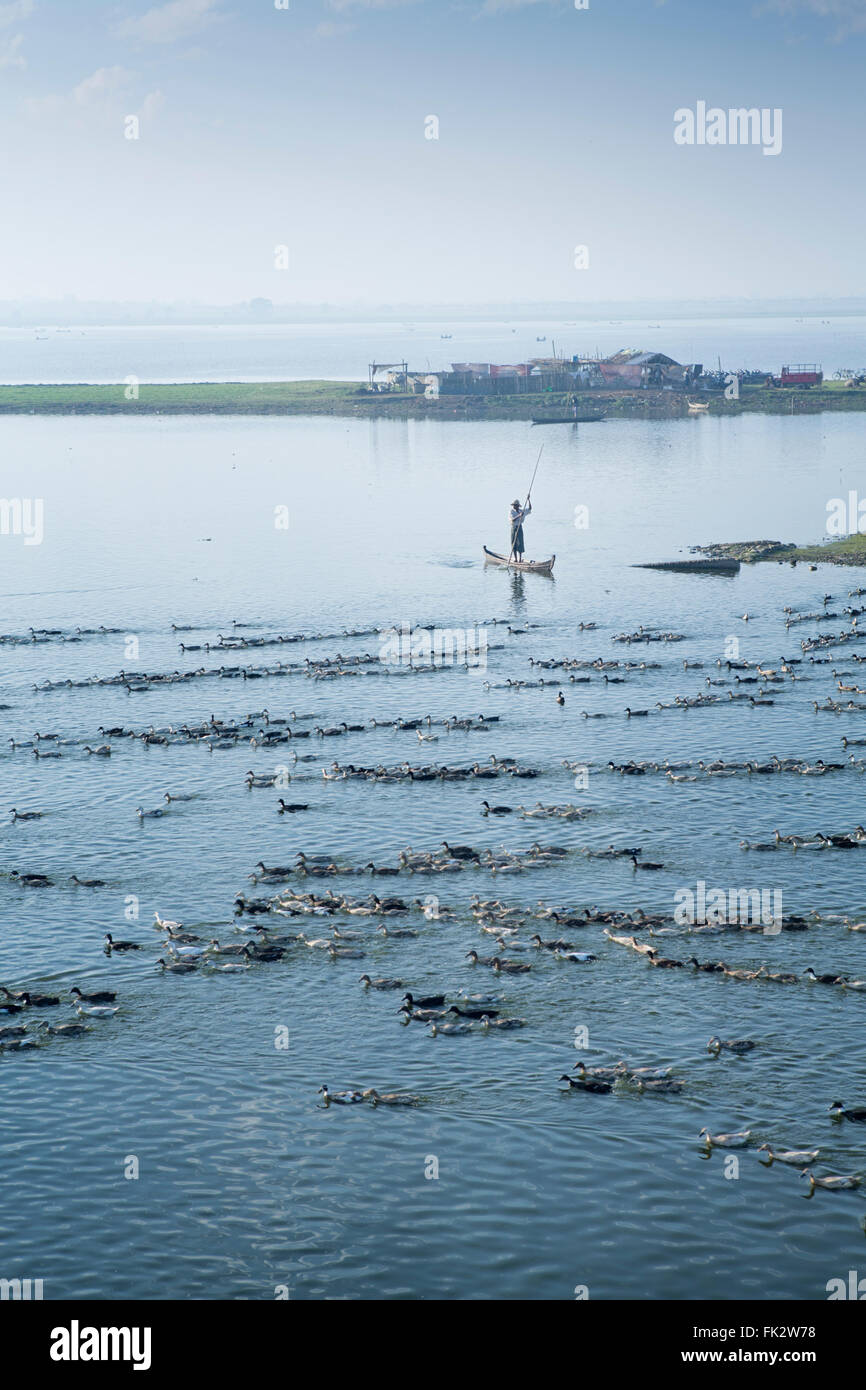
[612,628,686,644]
[239,843,575,880]
[4,621,455,649]
[12,712,503,755]
[480,800,588,819]
[0,625,124,647]
[604,756,852,778]
[4,870,111,889]
[182,618,518,653]
[32,652,490,694]
[604,932,866,988]
[698,1117,864,1197]
[529,657,661,670]
[320,757,541,782]
[318,1086,420,1106]
[741,826,866,851]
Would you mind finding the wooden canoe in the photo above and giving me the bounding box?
[483,546,555,575]
[531,414,606,425]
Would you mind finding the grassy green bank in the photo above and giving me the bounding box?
[698,535,866,567]
[2,379,866,420]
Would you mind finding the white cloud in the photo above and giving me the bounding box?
[24,69,164,126]
[762,0,866,37]
[73,66,133,105]
[0,31,25,65]
[314,19,356,35]
[0,0,32,68]
[0,0,34,27]
[138,87,165,121]
[326,0,417,11]
[480,0,555,11]
[115,0,221,44]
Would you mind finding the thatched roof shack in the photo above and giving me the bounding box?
[599,350,687,387]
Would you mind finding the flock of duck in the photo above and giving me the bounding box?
[5,596,866,1199]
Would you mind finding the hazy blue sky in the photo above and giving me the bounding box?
[0,0,863,304]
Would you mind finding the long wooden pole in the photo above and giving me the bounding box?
[509,446,543,560]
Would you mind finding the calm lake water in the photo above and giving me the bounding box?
[2,387,866,1299]
[0,314,864,383]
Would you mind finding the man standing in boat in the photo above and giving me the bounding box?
[509,496,531,561]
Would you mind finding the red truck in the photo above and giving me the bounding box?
[775,364,823,387]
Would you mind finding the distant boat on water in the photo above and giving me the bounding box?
[531,413,606,425]
[687,400,710,412]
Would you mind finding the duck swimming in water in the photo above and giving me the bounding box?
[402,992,445,1009]
[559,1073,612,1094]
[699,1128,751,1148]
[707,1036,756,1053]
[800,1168,861,1196]
[361,1088,420,1106]
[17,990,61,1007]
[465,950,495,967]
[156,957,197,973]
[70,986,116,1004]
[441,840,480,862]
[758,1144,819,1167]
[572,1061,621,1083]
[104,933,142,952]
[318,1085,364,1105]
[829,1101,866,1122]
[491,956,531,974]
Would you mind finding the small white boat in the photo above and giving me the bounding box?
[687,400,709,412]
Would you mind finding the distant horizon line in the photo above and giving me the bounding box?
[1,294,865,328]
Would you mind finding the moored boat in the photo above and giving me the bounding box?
[636,557,740,574]
[531,414,606,425]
